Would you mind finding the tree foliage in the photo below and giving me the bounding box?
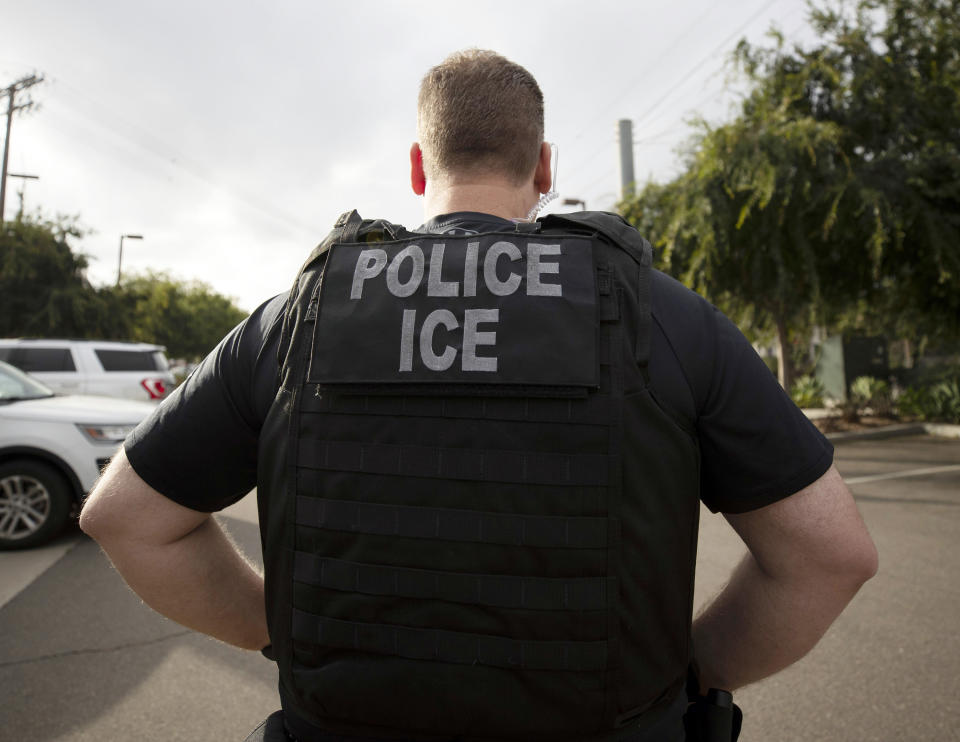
[755,0,960,341]
[0,214,247,361]
[620,0,960,387]
[0,216,123,339]
[120,272,247,360]
[620,53,860,389]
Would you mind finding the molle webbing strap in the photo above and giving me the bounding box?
[295,496,609,548]
[298,210,364,274]
[300,389,615,426]
[336,209,363,244]
[297,440,610,487]
[635,239,652,369]
[293,553,612,611]
[290,610,609,672]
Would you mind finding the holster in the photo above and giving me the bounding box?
[683,667,743,742]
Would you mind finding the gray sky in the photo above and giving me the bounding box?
[2,0,817,312]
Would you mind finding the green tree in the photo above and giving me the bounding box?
[1,214,247,359]
[621,0,960,387]
[748,0,960,348]
[120,272,247,360]
[0,215,127,338]
[621,65,858,389]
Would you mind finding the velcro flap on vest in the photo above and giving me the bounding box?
[308,234,597,388]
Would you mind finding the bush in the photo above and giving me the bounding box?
[791,375,825,408]
[929,379,960,424]
[896,386,934,419]
[849,376,893,417]
[895,378,960,424]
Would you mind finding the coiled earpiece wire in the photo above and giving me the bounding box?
[522,143,559,222]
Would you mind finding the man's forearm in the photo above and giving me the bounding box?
[691,550,869,693]
[691,465,878,693]
[93,514,268,651]
[81,450,270,651]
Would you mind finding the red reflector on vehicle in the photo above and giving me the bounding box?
[141,378,167,399]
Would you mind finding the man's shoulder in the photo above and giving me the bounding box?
[650,268,719,338]
[250,293,289,331]
[193,292,289,409]
[250,291,290,324]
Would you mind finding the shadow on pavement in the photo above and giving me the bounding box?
[0,516,278,741]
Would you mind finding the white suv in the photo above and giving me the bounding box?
[0,339,175,402]
[0,361,155,548]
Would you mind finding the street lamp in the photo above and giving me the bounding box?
[116,234,143,287]
[562,198,587,210]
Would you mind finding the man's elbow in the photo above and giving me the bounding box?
[79,485,114,542]
[79,451,135,544]
[817,527,879,602]
[843,534,879,587]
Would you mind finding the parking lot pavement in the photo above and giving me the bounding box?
[694,434,960,742]
[0,530,80,610]
[0,498,277,742]
[1,434,958,741]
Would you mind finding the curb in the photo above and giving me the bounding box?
[820,422,960,443]
[922,423,960,439]
[824,424,925,443]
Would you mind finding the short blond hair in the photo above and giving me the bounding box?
[417,49,544,184]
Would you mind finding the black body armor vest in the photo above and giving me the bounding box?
[257,211,701,741]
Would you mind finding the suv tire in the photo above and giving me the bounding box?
[0,459,72,549]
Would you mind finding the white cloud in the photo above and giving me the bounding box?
[2,0,816,311]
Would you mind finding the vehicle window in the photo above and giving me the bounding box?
[95,349,162,371]
[0,361,55,400]
[12,347,76,372]
[152,351,170,372]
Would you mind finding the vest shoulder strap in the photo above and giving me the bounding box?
[303,210,417,268]
[278,211,416,381]
[538,211,652,270]
[540,211,653,370]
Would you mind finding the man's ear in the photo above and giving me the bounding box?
[533,141,552,195]
[410,143,426,196]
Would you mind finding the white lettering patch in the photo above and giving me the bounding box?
[310,234,596,387]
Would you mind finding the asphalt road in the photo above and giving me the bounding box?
[1,434,958,741]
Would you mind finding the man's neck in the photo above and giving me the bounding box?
[423,180,538,222]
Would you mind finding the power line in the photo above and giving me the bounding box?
[567,0,783,180]
[49,78,318,236]
[630,0,782,133]
[578,167,617,197]
[1,73,43,222]
[568,3,810,204]
[569,1,725,143]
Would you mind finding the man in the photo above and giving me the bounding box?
[81,50,877,742]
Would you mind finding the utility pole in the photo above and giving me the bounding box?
[617,119,635,200]
[1,74,44,224]
[8,173,39,219]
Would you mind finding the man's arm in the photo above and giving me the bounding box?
[692,464,878,693]
[79,448,269,651]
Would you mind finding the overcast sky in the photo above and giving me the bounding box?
[2,0,819,312]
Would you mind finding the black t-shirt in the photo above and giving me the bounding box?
[126,212,832,514]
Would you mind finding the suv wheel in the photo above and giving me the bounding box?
[0,460,72,549]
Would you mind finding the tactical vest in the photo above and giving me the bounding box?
[257,211,701,741]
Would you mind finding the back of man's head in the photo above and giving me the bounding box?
[417,49,544,187]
